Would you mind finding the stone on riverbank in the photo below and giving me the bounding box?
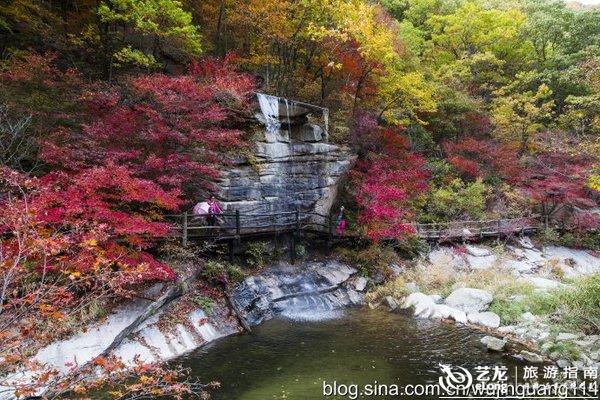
[444,288,493,313]
[429,294,443,304]
[402,292,436,317]
[384,296,399,311]
[520,350,544,363]
[522,276,565,290]
[481,336,506,352]
[467,312,501,328]
[405,282,420,293]
[353,277,368,292]
[430,304,468,323]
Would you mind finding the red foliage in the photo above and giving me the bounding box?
[41,60,255,196]
[460,112,492,137]
[519,151,597,218]
[444,138,522,183]
[1,56,255,295]
[352,124,429,241]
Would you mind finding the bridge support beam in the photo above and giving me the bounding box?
[290,234,296,264]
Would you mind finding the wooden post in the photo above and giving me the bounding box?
[478,221,483,239]
[232,209,241,263]
[497,219,502,244]
[290,234,296,264]
[327,213,333,249]
[228,240,235,262]
[182,211,188,247]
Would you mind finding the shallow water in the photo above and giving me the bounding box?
[178,308,521,399]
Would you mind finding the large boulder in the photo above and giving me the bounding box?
[465,245,491,257]
[444,288,493,313]
[428,247,468,270]
[543,246,600,276]
[430,304,467,324]
[402,292,436,317]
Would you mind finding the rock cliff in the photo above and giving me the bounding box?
[216,95,355,222]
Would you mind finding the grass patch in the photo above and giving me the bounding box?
[490,275,600,333]
[403,261,460,297]
[192,296,215,314]
[489,299,528,325]
[547,342,581,361]
[551,274,600,333]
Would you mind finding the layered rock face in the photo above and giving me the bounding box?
[231,260,365,326]
[217,95,355,222]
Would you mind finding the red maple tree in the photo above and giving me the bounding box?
[444,138,522,183]
[352,122,429,241]
[519,151,597,224]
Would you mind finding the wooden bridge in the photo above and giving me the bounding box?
[169,210,542,258]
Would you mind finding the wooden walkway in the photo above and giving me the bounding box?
[169,210,541,246]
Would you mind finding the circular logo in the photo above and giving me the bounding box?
[438,363,473,393]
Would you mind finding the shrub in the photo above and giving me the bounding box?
[537,228,560,244]
[338,244,398,277]
[365,276,408,303]
[226,264,245,283]
[201,260,227,281]
[245,241,271,269]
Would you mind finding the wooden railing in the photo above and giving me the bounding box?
[168,211,542,246]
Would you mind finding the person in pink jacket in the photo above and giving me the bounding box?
[336,206,346,235]
[207,196,222,226]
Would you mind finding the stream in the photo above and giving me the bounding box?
[177,308,521,399]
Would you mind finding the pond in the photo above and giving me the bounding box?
[178,308,521,399]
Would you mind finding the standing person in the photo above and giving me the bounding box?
[336,206,346,235]
[207,195,222,226]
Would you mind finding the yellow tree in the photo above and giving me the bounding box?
[491,82,554,155]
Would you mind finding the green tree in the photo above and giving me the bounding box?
[97,0,202,72]
[491,82,554,155]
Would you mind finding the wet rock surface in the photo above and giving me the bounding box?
[216,111,354,223]
[230,260,363,326]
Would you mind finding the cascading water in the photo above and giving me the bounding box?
[256,92,329,137]
[257,92,281,133]
[323,108,329,136]
[230,261,362,325]
[283,98,291,137]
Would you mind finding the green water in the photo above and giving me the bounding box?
[178,308,520,399]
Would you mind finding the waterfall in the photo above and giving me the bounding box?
[257,92,281,133]
[283,97,291,137]
[256,92,328,138]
